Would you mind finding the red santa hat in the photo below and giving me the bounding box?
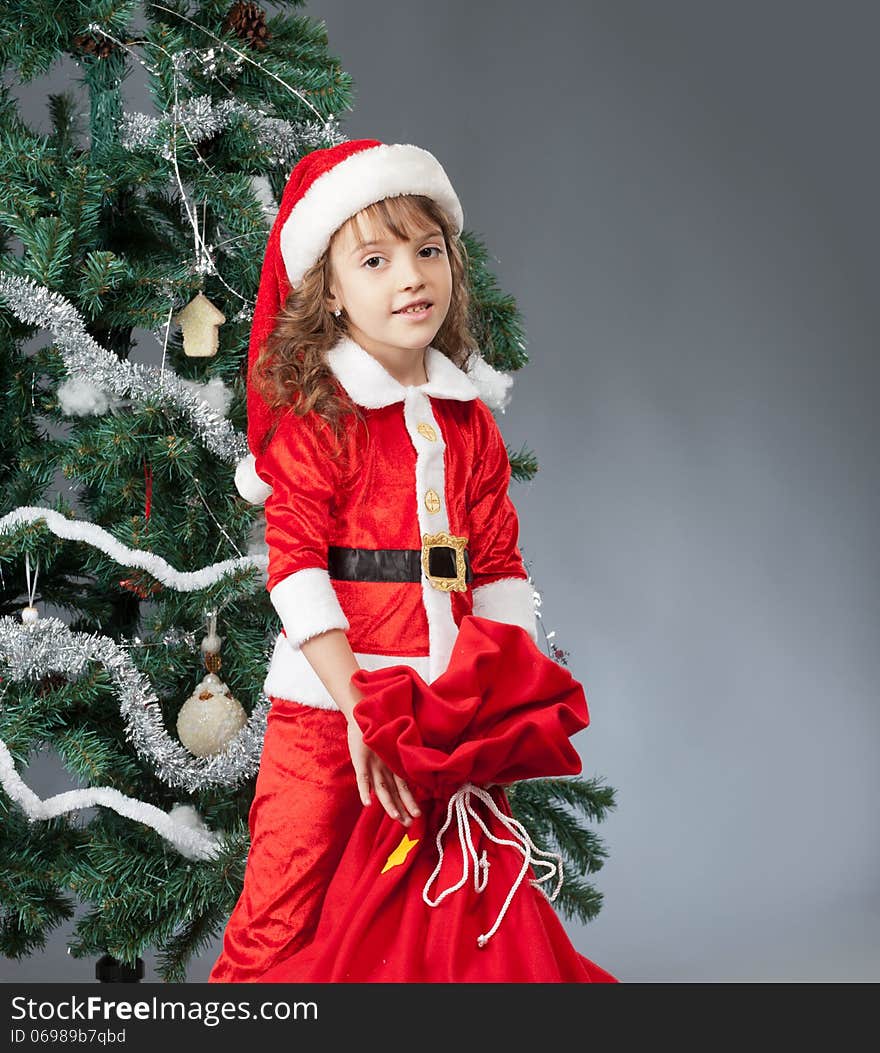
[235,139,465,504]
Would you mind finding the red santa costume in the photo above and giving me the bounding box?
[208,139,615,983]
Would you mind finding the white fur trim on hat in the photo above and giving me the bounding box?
[280,143,464,288]
[234,453,273,504]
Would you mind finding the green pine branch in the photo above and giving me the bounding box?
[508,776,617,926]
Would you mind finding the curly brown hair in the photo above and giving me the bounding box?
[252,193,478,459]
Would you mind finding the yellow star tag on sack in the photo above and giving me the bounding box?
[381,833,420,874]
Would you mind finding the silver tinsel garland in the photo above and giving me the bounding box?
[0,615,268,793]
[0,272,248,465]
[120,95,344,171]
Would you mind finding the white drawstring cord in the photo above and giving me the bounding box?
[422,782,565,948]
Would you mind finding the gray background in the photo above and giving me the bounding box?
[3,0,878,982]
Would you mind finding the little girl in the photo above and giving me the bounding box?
[210,140,544,983]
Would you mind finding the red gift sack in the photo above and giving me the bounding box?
[257,615,617,983]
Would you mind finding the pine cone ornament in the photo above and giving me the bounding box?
[72,33,120,60]
[222,2,271,51]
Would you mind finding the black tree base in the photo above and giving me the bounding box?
[95,953,144,983]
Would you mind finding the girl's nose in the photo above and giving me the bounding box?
[396,260,427,287]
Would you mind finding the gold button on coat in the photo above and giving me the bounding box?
[424,489,441,513]
[417,422,438,442]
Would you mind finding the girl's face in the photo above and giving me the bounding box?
[326,210,453,360]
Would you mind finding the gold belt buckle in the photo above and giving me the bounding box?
[421,531,469,592]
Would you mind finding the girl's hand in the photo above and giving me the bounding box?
[346,718,421,825]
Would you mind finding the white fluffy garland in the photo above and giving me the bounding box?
[56,375,234,420]
[0,506,267,590]
[0,737,220,861]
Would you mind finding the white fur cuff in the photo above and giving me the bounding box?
[269,567,350,648]
[235,453,273,505]
[471,577,538,642]
[263,634,431,710]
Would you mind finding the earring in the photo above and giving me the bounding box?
[333,307,342,317]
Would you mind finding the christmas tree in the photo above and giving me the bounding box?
[0,1,615,982]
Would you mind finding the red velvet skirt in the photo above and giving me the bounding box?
[208,700,362,983]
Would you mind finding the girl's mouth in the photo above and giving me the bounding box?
[394,302,434,321]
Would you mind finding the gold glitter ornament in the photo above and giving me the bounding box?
[174,292,226,357]
[200,614,223,673]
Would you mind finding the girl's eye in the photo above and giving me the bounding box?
[362,245,444,269]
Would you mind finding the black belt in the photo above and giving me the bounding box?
[328,545,473,585]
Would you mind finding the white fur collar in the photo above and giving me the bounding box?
[325,333,512,410]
